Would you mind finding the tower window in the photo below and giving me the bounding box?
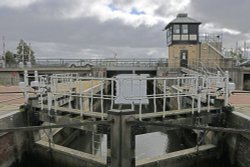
[166,27,172,44]
[173,24,180,34]
[182,24,188,34]
[189,24,198,34]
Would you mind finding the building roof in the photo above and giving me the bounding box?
[164,13,201,29]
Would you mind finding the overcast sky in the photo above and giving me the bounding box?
[0,0,249,59]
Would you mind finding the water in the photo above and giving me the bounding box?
[136,132,169,160]
[11,129,235,167]
[66,130,185,160]
[10,93,236,166]
[136,131,185,160]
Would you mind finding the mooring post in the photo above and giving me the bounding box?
[107,110,136,167]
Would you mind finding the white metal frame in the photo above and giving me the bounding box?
[22,71,231,121]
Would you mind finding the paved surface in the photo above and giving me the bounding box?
[229,92,250,117]
[0,86,25,116]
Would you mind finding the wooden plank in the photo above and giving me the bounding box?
[135,106,219,119]
[34,104,108,119]
[36,105,219,120]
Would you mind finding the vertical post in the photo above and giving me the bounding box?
[90,79,94,112]
[194,75,199,114]
[177,77,181,110]
[139,100,142,121]
[34,71,38,82]
[207,78,211,112]
[224,71,229,106]
[92,131,95,155]
[197,95,201,113]
[47,92,52,117]
[217,71,221,83]
[110,80,114,110]
[191,96,194,114]
[24,70,29,103]
[101,81,104,120]
[108,110,136,167]
[39,77,44,110]
[80,82,83,117]
[68,77,72,109]
[53,79,58,113]
[153,79,157,112]
[68,94,72,109]
[163,79,166,118]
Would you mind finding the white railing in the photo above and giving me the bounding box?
[19,71,232,121]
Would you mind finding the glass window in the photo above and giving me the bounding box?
[167,29,170,37]
[189,24,198,34]
[181,35,188,40]
[173,24,180,34]
[166,27,172,44]
[189,35,197,40]
[182,24,188,34]
[173,35,180,40]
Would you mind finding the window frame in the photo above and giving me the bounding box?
[173,24,180,34]
[182,24,188,34]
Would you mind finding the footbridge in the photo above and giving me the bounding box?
[0,58,167,85]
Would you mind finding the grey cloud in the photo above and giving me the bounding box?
[1,0,248,60]
[0,1,167,59]
[189,0,250,34]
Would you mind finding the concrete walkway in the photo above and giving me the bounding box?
[229,92,250,118]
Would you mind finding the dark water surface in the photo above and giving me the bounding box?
[11,130,235,167]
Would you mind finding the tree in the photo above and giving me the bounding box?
[5,51,16,67]
[16,39,35,64]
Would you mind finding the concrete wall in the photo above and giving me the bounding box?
[168,44,200,68]
[0,111,27,167]
[136,144,218,167]
[225,112,250,167]
[168,43,234,69]
[34,140,106,167]
[225,68,244,90]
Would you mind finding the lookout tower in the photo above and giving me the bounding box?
[164,13,201,68]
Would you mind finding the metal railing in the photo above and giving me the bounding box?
[185,58,237,71]
[200,34,223,52]
[0,58,168,69]
[21,71,231,121]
